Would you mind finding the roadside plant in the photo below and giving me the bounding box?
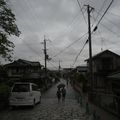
[0,0,20,61]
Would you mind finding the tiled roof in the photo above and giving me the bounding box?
[85,49,120,61]
[5,59,42,67]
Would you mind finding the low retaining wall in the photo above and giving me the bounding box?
[72,82,120,118]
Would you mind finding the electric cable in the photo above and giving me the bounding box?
[94,0,107,22]
[48,61,58,70]
[71,0,113,67]
[91,12,108,51]
[100,23,120,38]
[91,11,120,38]
[92,14,120,51]
[93,0,114,32]
[91,13,120,51]
[94,10,120,32]
[108,11,120,18]
[52,12,82,42]
[52,32,88,58]
[72,39,88,66]
[76,0,87,24]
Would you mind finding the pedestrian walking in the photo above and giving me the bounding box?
[86,102,89,114]
[56,88,61,103]
[66,79,69,87]
[93,110,97,120]
[61,87,66,102]
[93,110,101,120]
[80,95,82,107]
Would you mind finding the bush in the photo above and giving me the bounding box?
[72,73,86,83]
[0,84,10,110]
[0,84,10,93]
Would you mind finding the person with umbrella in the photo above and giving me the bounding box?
[56,88,61,103]
[61,86,66,102]
[57,83,65,88]
[56,83,66,103]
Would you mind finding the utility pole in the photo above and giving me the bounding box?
[85,4,94,91]
[42,36,52,88]
[44,36,47,76]
[42,36,51,75]
[59,60,61,73]
[42,35,48,88]
[59,60,61,77]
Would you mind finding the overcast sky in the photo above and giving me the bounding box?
[7,0,120,69]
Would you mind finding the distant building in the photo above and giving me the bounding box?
[76,66,88,75]
[4,59,43,81]
[62,68,74,78]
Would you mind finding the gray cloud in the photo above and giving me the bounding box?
[6,0,120,69]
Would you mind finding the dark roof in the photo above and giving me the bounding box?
[85,50,120,61]
[5,59,42,67]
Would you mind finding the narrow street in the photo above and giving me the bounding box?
[0,79,119,120]
[0,79,88,120]
[42,78,78,99]
[1,0,120,120]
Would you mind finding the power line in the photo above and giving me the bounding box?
[94,10,120,31]
[48,61,58,70]
[96,31,120,46]
[94,0,114,29]
[95,0,107,22]
[50,13,87,59]
[91,12,109,51]
[23,40,42,57]
[24,0,40,27]
[108,11,120,18]
[92,14,120,50]
[92,24,120,51]
[100,22,120,38]
[52,12,81,42]
[52,32,88,58]
[9,0,35,33]
[72,39,88,66]
[96,29,104,51]
[76,0,87,24]
[91,12,120,38]
[91,14,120,51]
[9,0,46,61]
[52,0,94,42]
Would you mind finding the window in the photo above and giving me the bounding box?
[32,85,39,91]
[12,84,30,92]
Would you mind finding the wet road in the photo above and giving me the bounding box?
[42,78,79,99]
[0,79,87,120]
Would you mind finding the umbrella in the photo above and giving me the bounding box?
[57,83,65,88]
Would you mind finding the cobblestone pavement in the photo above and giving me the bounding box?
[42,79,79,99]
[0,79,90,120]
[0,98,89,120]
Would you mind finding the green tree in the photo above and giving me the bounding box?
[0,0,20,61]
